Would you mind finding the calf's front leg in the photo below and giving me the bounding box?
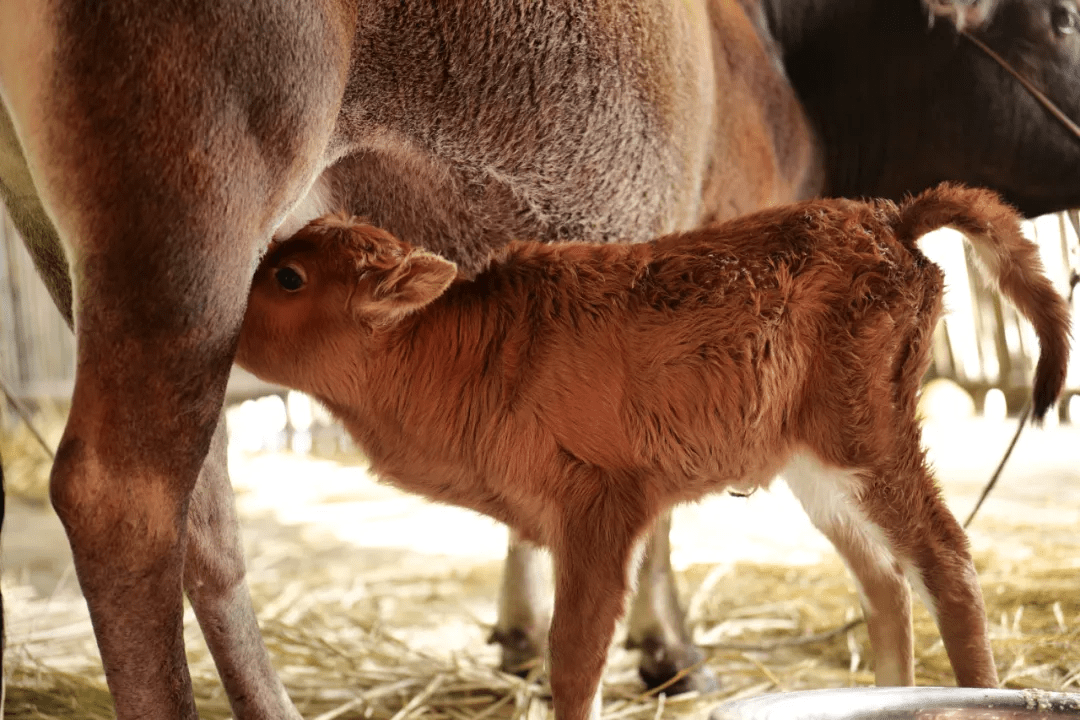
[549,479,649,720]
[494,512,717,694]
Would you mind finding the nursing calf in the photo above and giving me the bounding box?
[235,184,1069,720]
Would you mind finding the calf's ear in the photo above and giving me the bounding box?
[365,250,457,321]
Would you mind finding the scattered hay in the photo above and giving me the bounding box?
[683,549,1080,694]
[4,530,1079,720]
[3,416,1077,718]
[0,400,65,505]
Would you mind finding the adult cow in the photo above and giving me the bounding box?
[0,1,1076,719]
[494,0,1080,692]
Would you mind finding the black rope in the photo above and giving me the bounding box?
[963,404,1029,529]
[964,239,1079,529]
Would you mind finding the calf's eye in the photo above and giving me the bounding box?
[1052,4,1079,35]
[275,265,306,291]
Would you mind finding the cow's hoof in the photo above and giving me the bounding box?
[632,635,719,695]
[488,626,546,679]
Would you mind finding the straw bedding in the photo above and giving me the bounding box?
[2,408,1078,719]
[6,544,1079,720]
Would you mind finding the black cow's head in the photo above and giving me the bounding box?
[770,0,1080,217]
[939,0,1080,214]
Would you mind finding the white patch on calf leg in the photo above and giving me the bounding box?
[588,684,603,720]
[782,451,915,686]
[900,559,939,625]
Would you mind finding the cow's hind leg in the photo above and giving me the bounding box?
[0,3,350,716]
[490,531,552,677]
[625,511,718,693]
[46,201,253,719]
[493,512,718,695]
[784,452,915,685]
[185,416,302,719]
[2,113,304,720]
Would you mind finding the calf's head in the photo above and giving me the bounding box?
[236,216,458,391]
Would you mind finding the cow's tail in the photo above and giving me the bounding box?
[894,182,1071,421]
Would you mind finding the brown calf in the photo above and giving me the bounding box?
[235,183,1070,720]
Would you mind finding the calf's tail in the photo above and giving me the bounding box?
[894,182,1071,421]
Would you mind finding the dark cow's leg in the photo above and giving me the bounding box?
[185,415,302,719]
[625,512,718,693]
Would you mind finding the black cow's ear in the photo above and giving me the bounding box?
[924,0,997,31]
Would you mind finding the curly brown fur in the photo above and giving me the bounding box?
[237,184,1068,720]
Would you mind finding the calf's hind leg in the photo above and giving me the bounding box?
[783,453,915,686]
[860,457,998,688]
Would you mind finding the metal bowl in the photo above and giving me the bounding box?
[710,687,1080,720]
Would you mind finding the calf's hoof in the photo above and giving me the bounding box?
[488,627,546,679]
[631,635,719,695]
